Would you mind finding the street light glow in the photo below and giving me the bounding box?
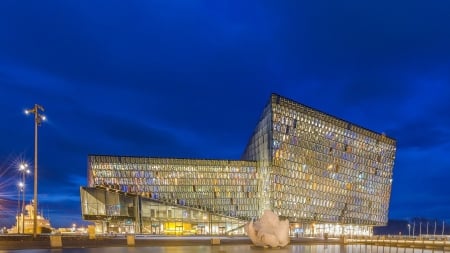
[19,163,28,171]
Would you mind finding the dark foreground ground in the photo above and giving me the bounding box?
[0,235,338,250]
[4,234,449,251]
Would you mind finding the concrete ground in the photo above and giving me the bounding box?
[0,235,337,250]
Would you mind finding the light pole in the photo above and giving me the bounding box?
[419,222,422,237]
[17,182,23,234]
[25,104,45,238]
[19,163,30,234]
[434,220,437,237]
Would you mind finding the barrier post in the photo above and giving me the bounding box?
[211,238,221,245]
[50,235,62,248]
[127,234,135,246]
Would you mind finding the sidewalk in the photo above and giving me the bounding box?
[0,234,337,250]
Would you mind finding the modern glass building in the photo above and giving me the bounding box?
[80,93,396,236]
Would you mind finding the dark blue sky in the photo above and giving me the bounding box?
[1,1,449,228]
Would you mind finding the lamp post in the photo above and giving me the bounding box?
[17,182,24,234]
[434,220,437,237]
[25,104,45,238]
[19,163,30,234]
[419,222,422,238]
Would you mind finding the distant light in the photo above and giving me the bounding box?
[19,163,28,170]
[24,109,30,115]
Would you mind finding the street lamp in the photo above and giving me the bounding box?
[25,104,45,238]
[419,222,422,238]
[408,224,411,237]
[17,182,24,234]
[18,163,30,234]
[434,220,437,237]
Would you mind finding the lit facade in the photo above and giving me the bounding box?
[80,93,396,236]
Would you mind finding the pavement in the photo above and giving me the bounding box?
[0,235,337,250]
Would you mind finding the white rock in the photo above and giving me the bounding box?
[244,210,290,247]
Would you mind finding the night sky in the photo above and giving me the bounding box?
[1,1,449,228]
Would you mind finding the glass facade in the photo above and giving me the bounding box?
[81,93,396,236]
[80,187,246,235]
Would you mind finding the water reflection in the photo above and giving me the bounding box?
[0,245,441,253]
